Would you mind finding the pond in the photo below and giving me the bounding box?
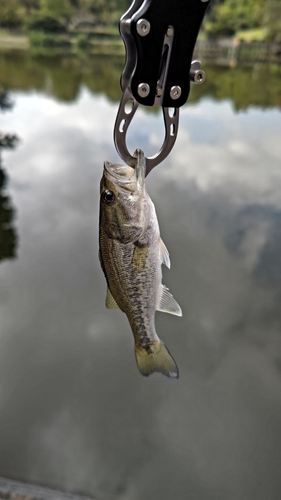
[0,52,281,500]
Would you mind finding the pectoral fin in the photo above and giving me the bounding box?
[106,287,120,309]
[159,238,170,268]
[157,285,182,316]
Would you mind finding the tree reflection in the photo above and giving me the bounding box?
[0,52,123,103]
[0,89,18,262]
[0,52,280,109]
[189,63,281,110]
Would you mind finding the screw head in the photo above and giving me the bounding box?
[136,19,151,37]
[194,70,205,84]
[170,86,182,100]
[138,83,150,98]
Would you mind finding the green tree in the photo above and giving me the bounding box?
[206,0,264,37]
[262,0,281,40]
[80,0,118,24]
[38,0,73,23]
[21,0,40,15]
[79,0,131,24]
[0,0,22,28]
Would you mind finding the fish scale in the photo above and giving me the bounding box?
[100,227,158,337]
[99,149,182,378]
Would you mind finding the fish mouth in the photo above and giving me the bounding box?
[104,150,146,191]
[104,161,136,184]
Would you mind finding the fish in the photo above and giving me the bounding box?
[99,149,182,378]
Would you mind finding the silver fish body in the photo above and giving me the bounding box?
[99,149,182,378]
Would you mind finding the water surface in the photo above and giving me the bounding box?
[0,53,281,500]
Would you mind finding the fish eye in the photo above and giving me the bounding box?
[101,189,115,205]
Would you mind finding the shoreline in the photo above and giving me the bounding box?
[0,31,281,64]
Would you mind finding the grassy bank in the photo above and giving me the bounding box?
[0,28,124,56]
[0,28,279,60]
[0,29,29,50]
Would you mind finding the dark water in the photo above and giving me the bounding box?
[0,52,281,500]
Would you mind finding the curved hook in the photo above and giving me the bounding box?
[114,88,179,176]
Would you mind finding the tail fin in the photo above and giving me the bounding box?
[135,341,179,379]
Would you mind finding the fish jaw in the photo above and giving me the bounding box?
[100,153,149,244]
[103,161,136,193]
[102,149,145,196]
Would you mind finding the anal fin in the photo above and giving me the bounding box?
[157,285,182,316]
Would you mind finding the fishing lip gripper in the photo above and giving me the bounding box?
[114,0,210,176]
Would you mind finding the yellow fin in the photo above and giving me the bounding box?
[132,244,147,273]
[135,341,179,378]
[106,287,120,309]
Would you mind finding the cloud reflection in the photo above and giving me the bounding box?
[0,87,281,499]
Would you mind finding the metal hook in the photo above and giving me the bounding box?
[114,87,179,176]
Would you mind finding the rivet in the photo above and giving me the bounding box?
[170,86,182,100]
[136,19,151,36]
[138,83,150,97]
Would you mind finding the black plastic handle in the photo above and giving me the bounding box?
[120,0,210,108]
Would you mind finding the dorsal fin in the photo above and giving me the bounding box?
[159,238,170,268]
[157,285,182,316]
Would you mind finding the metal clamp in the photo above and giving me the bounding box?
[114,87,179,176]
[119,0,210,108]
[113,0,210,174]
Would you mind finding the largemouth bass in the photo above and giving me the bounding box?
[99,149,182,378]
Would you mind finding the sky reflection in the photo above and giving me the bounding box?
[0,82,281,500]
